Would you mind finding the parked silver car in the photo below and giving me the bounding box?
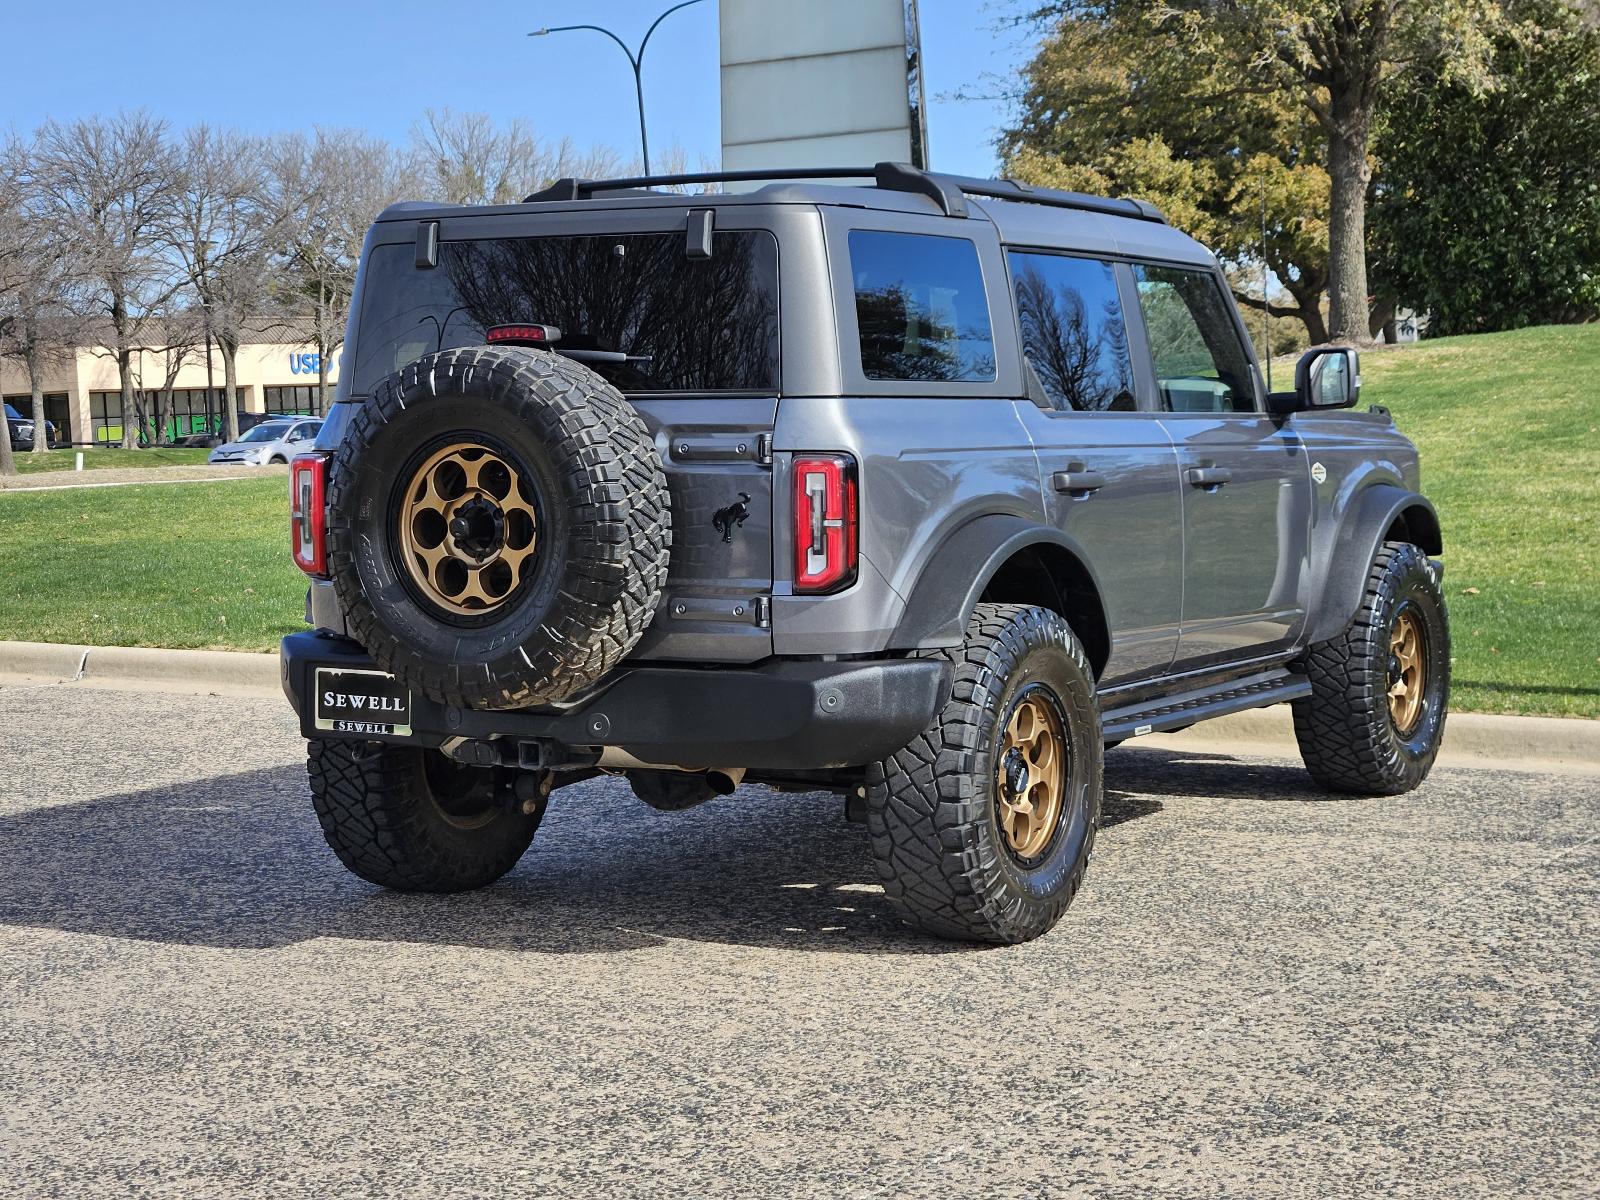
[208,417,321,465]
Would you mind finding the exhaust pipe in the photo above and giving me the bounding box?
[595,749,747,794]
[704,767,746,795]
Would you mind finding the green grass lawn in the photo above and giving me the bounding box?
[0,477,305,651]
[0,326,1595,715]
[8,447,214,473]
[1358,325,1599,718]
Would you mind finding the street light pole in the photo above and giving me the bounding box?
[529,0,708,177]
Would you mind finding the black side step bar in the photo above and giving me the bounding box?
[1100,667,1310,743]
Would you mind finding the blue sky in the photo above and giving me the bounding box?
[2,1,1036,178]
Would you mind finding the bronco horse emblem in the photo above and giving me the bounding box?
[712,493,753,544]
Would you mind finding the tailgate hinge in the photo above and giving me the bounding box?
[756,432,774,465]
[753,595,772,629]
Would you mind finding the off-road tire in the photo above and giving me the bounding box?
[327,345,670,711]
[1292,541,1450,794]
[865,603,1102,944]
[307,739,541,891]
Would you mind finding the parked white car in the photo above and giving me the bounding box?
[208,418,322,466]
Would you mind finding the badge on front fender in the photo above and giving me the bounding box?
[314,667,413,737]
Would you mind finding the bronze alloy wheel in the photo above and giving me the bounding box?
[995,687,1069,860]
[422,753,501,831]
[1387,606,1426,736]
[399,441,539,617]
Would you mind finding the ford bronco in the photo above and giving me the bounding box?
[280,163,1449,944]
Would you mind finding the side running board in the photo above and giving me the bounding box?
[1099,667,1311,743]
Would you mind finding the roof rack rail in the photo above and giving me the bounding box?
[934,173,1166,224]
[521,162,1164,225]
[524,166,875,205]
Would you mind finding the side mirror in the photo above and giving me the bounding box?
[1267,346,1361,415]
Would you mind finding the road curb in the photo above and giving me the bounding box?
[0,640,279,696]
[0,640,1595,770]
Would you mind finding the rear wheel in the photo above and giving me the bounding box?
[1292,541,1450,794]
[865,603,1102,944]
[307,739,542,891]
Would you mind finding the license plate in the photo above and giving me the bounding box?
[313,667,413,737]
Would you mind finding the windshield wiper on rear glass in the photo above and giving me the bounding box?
[555,348,654,365]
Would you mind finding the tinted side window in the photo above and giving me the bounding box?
[1009,251,1135,412]
[848,231,995,382]
[1133,264,1256,413]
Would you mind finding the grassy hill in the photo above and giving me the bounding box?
[1357,325,1599,717]
[0,325,1595,717]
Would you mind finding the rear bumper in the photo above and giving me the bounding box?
[280,631,950,771]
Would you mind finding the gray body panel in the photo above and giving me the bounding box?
[1013,404,1183,684]
[312,178,1441,725]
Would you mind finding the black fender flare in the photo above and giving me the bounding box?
[887,514,1105,651]
[1305,484,1443,645]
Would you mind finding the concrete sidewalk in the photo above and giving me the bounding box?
[1,637,1595,772]
[0,640,278,698]
[0,463,288,491]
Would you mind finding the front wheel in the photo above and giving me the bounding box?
[307,740,542,891]
[865,603,1102,944]
[1292,541,1450,794]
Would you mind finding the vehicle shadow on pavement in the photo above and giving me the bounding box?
[0,766,970,956]
[1107,746,1335,803]
[0,752,1332,956]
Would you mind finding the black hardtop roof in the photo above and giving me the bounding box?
[376,162,1215,265]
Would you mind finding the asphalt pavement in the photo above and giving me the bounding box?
[1,680,1595,1199]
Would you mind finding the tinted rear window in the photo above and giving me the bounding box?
[351,231,780,395]
[848,231,995,382]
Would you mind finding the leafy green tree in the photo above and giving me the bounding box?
[1009,1,1498,345]
[1000,13,1334,343]
[1373,0,1600,333]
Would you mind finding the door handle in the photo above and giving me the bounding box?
[1052,468,1107,496]
[1185,466,1233,488]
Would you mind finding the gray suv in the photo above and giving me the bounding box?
[280,163,1449,943]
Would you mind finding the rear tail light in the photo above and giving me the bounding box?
[290,454,330,576]
[792,454,858,593]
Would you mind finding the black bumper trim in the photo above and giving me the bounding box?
[281,631,950,771]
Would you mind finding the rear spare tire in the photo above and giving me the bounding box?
[327,346,670,710]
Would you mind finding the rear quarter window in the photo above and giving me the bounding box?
[848,230,995,382]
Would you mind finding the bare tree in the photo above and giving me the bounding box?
[139,305,205,444]
[167,125,279,442]
[0,138,25,476]
[267,129,414,414]
[646,144,723,193]
[407,108,622,205]
[32,112,181,449]
[0,134,87,468]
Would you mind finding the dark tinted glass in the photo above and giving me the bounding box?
[1132,264,1256,413]
[848,230,995,382]
[351,231,780,395]
[1009,252,1134,412]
